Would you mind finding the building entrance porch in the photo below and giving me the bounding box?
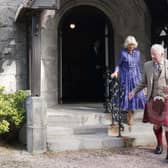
[47,103,123,151]
[46,103,156,152]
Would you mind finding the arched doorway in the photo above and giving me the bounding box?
[58,5,114,103]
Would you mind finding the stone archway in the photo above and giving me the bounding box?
[58,5,114,103]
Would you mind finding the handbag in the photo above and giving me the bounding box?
[152,97,165,114]
[142,97,165,123]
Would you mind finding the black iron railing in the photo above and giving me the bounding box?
[103,70,126,137]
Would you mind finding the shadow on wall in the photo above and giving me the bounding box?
[0,21,27,82]
[0,30,16,73]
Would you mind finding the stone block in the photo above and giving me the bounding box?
[26,96,47,154]
[26,96,47,126]
[27,127,47,154]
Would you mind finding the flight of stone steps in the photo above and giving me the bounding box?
[46,104,163,152]
[47,104,124,152]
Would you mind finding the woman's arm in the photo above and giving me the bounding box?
[111,50,125,78]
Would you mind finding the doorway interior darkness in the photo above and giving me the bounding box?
[59,5,113,103]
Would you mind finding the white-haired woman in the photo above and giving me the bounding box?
[111,35,146,129]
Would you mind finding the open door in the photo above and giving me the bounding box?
[58,5,114,103]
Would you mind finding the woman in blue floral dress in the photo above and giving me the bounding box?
[111,35,146,127]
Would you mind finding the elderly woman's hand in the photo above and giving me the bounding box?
[111,72,118,78]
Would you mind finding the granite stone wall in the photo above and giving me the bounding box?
[0,0,28,92]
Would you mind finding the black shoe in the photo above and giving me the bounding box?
[154,146,163,154]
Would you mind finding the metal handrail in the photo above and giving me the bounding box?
[103,70,125,137]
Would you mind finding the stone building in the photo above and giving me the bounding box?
[0,0,168,153]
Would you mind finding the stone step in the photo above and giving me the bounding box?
[47,115,81,127]
[108,121,167,147]
[124,133,156,146]
[47,126,74,136]
[47,125,109,139]
[47,112,112,127]
[47,108,144,127]
[73,125,108,135]
[46,105,155,151]
[47,134,124,152]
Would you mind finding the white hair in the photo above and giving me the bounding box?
[124,35,138,48]
[151,44,164,55]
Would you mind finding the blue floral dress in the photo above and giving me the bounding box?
[114,48,146,111]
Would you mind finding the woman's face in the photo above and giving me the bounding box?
[127,43,136,52]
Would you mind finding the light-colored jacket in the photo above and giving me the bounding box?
[132,59,168,100]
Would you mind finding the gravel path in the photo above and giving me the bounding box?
[0,144,167,168]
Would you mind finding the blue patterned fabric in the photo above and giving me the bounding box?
[114,48,146,111]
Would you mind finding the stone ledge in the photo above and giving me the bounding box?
[47,134,124,152]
